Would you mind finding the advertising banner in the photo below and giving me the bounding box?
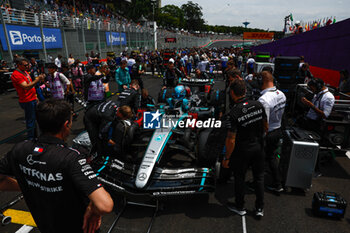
[165,38,176,43]
[106,32,127,46]
[0,24,63,51]
[243,32,274,40]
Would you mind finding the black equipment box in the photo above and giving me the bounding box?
[274,56,300,72]
[255,52,270,63]
[312,192,347,218]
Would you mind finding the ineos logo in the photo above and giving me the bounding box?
[138,173,147,181]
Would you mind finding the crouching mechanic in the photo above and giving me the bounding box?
[222,80,268,218]
[0,99,113,233]
[84,100,133,158]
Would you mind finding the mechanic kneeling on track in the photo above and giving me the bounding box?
[222,79,268,218]
[0,99,113,233]
[84,100,133,158]
[258,71,286,193]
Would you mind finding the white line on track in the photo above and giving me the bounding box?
[15,225,33,233]
[242,216,247,233]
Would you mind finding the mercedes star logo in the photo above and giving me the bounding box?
[138,173,147,181]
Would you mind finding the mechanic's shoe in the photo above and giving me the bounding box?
[313,171,322,178]
[255,208,264,219]
[227,202,246,216]
[266,184,284,193]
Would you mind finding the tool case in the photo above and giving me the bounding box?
[312,191,347,218]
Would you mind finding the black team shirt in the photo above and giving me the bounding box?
[226,98,266,147]
[0,135,102,233]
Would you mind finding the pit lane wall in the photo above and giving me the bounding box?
[251,18,350,87]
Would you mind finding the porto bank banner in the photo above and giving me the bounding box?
[0,24,63,51]
[106,32,126,46]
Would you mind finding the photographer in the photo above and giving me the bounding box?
[11,57,45,139]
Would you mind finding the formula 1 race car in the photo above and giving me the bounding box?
[159,78,226,117]
[73,96,226,198]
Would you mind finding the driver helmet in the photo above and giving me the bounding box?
[174,85,186,100]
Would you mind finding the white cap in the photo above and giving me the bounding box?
[169,58,175,64]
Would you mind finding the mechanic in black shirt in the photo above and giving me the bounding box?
[0,99,113,233]
[156,53,164,77]
[84,100,133,157]
[149,52,157,76]
[193,68,210,79]
[163,62,185,89]
[131,56,145,90]
[222,79,268,218]
[117,79,141,114]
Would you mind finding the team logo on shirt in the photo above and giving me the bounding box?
[27,154,46,165]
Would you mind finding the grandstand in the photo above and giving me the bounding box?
[0,0,211,64]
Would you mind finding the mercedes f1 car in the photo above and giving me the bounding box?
[73,94,226,198]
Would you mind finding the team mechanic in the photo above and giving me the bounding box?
[84,100,133,158]
[258,71,286,193]
[117,80,141,114]
[162,62,185,89]
[0,99,113,233]
[222,79,268,218]
[131,56,145,90]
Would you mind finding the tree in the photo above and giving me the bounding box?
[112,0,272,35]
[181,1,205,31]
[160,5,185,29]
[113,0,155,22]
